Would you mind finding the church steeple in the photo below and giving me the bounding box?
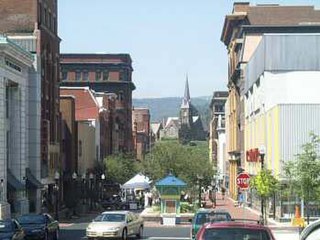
[181,74,191,109]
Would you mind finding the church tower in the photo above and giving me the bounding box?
[180,76,193,127]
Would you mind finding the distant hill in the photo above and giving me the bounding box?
[133,96,211,131]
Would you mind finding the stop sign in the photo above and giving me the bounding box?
[236,173,250,189]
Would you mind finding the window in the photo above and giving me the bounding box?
[82,70,89,81]
[61,71,68,81]
[75,71,81,81]
[79,140,82,157]
[48,12,52,29]
[96,70,101,81]
[119,70,127,81]
[5,87,9,118]
[44,8,47,25]
[102,70,109,81]
[117,91,124,101]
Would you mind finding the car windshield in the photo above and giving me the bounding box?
[196,213,211,225]
[209,213,232,222]
[0,221,12,233]
[17,215,45,224]
[94,214,126,222]
[203,228,270,240]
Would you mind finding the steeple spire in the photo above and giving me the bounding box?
[184,74,190,102]
[181,74,191,109]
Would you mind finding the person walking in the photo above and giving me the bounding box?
[221,187,226,200]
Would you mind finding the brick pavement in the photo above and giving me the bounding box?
[213,192,260,222]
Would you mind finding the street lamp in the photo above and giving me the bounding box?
[259,145,266,224]
[197,174,204,208]
[72,172,77,216]
[89,173,94,210]
[82,173,86,205]
[100,174,106,202]
[0,179,4,202]
[54,171,60,220]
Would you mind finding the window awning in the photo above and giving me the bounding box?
[7,169,25,191]
[26,168,43,189]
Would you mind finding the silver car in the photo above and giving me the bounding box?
[86,211,144,240]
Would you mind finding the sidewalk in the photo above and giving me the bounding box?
[214,192,296,229]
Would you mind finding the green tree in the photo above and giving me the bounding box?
[104,154,139,184]
[139,140,215,201]
[250,169,279,223]
[283,132,320,224]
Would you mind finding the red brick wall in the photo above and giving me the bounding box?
[0,0,37,33]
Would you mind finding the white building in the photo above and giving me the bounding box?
[8,35,43,214]
[244,33,320,219]
[0,36,35,219]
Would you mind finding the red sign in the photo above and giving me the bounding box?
[236,173,250,189]
[246,148,260,162]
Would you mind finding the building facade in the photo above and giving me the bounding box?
[209,91,228,187]
[132,108,150,161]
[0,0,61,213]
[60,54,135,154]
[221,2,320,200]
[0,37,34,218]
[244,34,320,219]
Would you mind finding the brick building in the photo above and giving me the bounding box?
[0,0,61,214]
[132,108,151,161]
[60,54,135,154]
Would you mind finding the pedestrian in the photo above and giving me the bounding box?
[221,187,226,200]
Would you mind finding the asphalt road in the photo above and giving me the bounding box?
[60,222,300,240]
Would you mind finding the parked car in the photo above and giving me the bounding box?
[191,208,232,239]
[17,213,59,240]
[0,219,25,240]
[86,211,144,240]
[101,195,128,210]
[195,221,276,240]
[300,219,320,240]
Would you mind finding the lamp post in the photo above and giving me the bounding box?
[54,171,60,220]
[0,179,4,202]
[197,174,204,208]
[89,173,94,210]
[100,174,105,202]
[259,145,266,224]
[211,178,216,207]
[72,172,77,216]
[82,173,86,205]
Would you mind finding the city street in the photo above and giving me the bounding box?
[60,222,300,240]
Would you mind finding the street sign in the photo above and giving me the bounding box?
[236,172,250,189]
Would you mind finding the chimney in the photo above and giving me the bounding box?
[233,2,250,13]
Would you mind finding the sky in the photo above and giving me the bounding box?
[58,0,320,99]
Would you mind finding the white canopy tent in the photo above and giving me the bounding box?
[121,173,151,190]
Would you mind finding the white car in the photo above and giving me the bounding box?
[300,219,320,240]
[86,211,144,240]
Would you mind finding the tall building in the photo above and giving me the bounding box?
[132,108,151,161]
[60,54,135,154]
[0,37,35,218]
[221,2,320,200]
[209,91,228,187]
[0,0,61,214]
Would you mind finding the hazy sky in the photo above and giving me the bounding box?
[58,0,320,98]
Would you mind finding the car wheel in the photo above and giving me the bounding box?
[122,228,128,240]
[53,229,59,240]
[136,226,143,238]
